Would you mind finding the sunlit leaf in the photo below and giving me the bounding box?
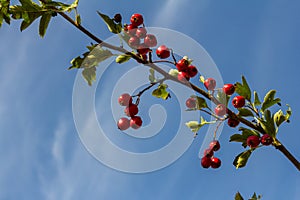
[97,11,122,34]
[238,108,254,117]
[82,66,96,86]
[235,192,244,200]
[235,76,251,101]
[233,149,253,169]
[39,13,51,37]
[261,90,281,112]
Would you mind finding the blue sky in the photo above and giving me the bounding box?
[1,0,300,199]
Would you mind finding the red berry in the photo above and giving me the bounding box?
[209,140,221,151]
[124,24,137,36]
[137,43,150,55]
[117,117,130,130]
[227,118,240,128]
[211,157,221,169]
[124,104,139,117]
[223,84,235,95]
[177,71,190,82]
[203,148,214,158]
[232,96,246,108]
[156,45,170,59]
[215,104,227,116]
[187,65,198,78]
[185,97,196,109]
[130,116,143,129]
[136,27,147,38]
[261,134,273,146]
[144,34,157,47]
[204,78,216,91]
[246,135,260,148]
[128,36,140,48]
[201,156,211,168]
[176,58,189,72]
[130,13,144,27]
[118,93,132,106]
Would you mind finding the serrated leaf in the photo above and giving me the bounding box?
[235,76,251,101]
[238,108,254,117]
[254,91,261,106]
[273,105,292,127]
[233,149,253,169]
[82,67,96,86]
[261,90,281,112]
[168,69,179,77]
[42,0,79,12]
[39,13,51,37]
[97,11,122,34]
[149,68,156,83]
[116,54,131,64]
[235,192,244,200]
[152,84,170,100]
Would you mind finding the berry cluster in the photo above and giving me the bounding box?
[176,57,198,82]
[201,140,222,169]
[246,134,273,148]
[117,93,143,130]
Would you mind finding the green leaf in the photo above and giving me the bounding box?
[82,66,96,86]
[39,13,51,37]
[253,91,261,106]
[149,68,156,83]
[238,108,254,117]
[168,69,179,77]
[230,128,260,148]
[233,149,253,169]
[235,192,244,200]
[185,117,215,133]
[152,84,170,100]
[235,76,251,101]
[273,105,292,127]
[260,110,276,137]
[116,54,131,64]
[261,90,281,112]
[97,11,122,34]
[41,0,79,12]
[0,0,11,27]
[190,95,208,109]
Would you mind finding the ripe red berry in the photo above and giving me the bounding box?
[261,134,273,146]
[130,116,143,129]
[156,45,170,59]
[137,43,150,55]
[223,84,235,95]
[204,78,216,91]
[176,58,189,72]
[128,36,140,48]
[211,157,221,169]
[124,104,139,117]
[246,135,260,148]
[209,140,221,151]
[215,104,227,116]
[144,34,157,47]
[124,24,137,36]
[201,156,212,168]
[118,93,132,106]
[232,96,246,108]
[185,97,196,109]
[187,65,198,78]
[130,13,144,27]
[117,117,130,130]
[136,27,147,38]
[177,71,190,82]
[227,118,240,127]
[203,148,214,158]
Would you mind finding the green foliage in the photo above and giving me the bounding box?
[189,95,208,110]
[260,90,281,112]
[0,0,11,27]
[230,127,260,148]
[233,149,253,169]
[152,84,170,100]
[185,117,215,133]
[235,192,244,200]
[115,54,131,64]
[82,66,96,86]
[273,105,291,127]
[237,108,254,117]
[253,91,261,106]
[148,68,156,83]
[97,11,122,34]
[256,110,276,137]
[235,76,251,101]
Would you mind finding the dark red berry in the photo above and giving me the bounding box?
[232,96,246,108]
[124,104,139,117]
[124,24,137,36]
[211,157,221,169]
[177,71,190,82]
[113,14,122,23]
[227,118,240,127]
[144,34,157,47]
[204,78,216,91]
[176,58,189,72]
[137,43,150,55]
[201,156,211,168]
[130,13,144,27]
[215,104,227,116]
[209,140,221,151]
[185,97,196,109]
[187,65,198,78]
[136,27,147,38]
[130,116,143,129]
[128,36,140,48]
[117,117,130,130]
[223,84,235,95]
[203,148,214,158]
[156,45,170,59]
[118,93,132,106]
[246,135,260,148]
[261,134,273,146]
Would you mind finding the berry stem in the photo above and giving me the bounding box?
[152,60,176,65]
